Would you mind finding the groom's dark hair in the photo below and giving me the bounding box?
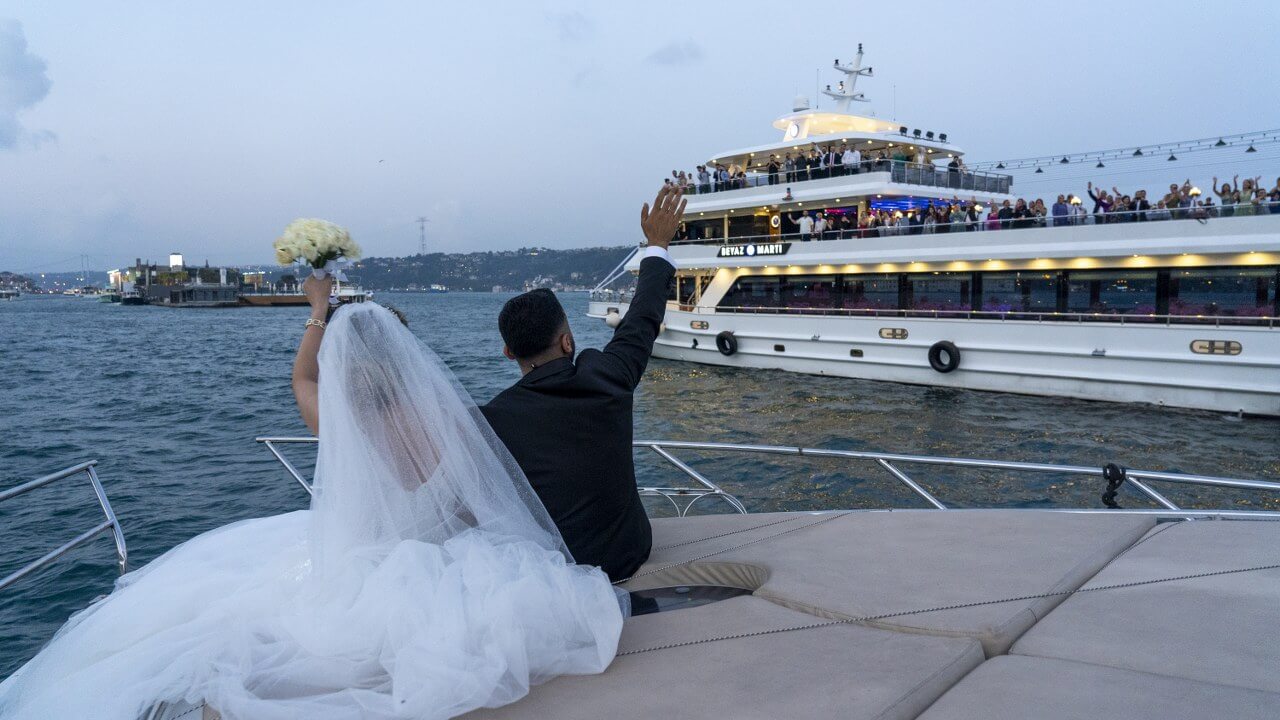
[499,289,568,359]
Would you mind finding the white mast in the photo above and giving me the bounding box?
[821,43,872,113]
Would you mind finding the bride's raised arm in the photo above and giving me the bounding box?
[291,275,333,435]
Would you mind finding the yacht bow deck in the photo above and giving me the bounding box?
[463,510,1280,720]
[248,437,1280,719]
[9,448,1278,720]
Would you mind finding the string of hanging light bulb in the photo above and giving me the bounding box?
[968,128,1280,173]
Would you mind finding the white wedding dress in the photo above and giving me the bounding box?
[0,303,625,720]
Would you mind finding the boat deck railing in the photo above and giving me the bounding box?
[256,437,1280,519]
[256,436,747,516]
[686,160,1014,196]
[669,200,1278,246]
[0,460,128,593]
[631,440,1280,517]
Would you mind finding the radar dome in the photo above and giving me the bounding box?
[792,95,810,112]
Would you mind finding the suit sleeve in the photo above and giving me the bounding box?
[593,255,675,390]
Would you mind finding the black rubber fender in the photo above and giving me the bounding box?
[927,340,961,373]
[715,331,738,356]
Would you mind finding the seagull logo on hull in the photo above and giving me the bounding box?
[717,242,791,258]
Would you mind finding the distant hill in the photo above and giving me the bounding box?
[0,271,42,292]
[349,246,635,292]
[12,246,638,293]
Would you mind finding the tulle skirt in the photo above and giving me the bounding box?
[0,511,623,719]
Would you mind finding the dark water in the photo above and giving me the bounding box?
[1,292,1276,677]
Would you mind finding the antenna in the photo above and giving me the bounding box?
[416,216,430,255]
[822,43,873,113]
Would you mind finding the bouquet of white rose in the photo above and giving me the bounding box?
[273,218,362,281]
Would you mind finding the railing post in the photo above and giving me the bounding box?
[875,459,947,509]
[262,439,316,495]
[0,461,130,593]
[87,465,128,574]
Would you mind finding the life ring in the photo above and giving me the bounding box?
[928,341,961,373]
[715,331,738,356]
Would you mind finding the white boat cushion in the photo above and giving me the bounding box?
[1011,519,1280,692]
[917,655,1280,720]
[627,510,1156,656]
[463,595,983,720]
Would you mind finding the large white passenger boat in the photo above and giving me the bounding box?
[589,47,1280,416]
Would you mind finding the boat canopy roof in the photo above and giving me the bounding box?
[706,112,964,171]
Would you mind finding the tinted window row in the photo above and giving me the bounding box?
[714,266,1279,319]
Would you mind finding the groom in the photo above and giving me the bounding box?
[481,185,684,581]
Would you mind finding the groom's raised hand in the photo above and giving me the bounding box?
[640,185,686,250]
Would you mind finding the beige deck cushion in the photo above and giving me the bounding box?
[643,511,841,567]
[918,655,1280,720]
[627,510,1155,656]
[1011,519,1280,692]
[463,595,983,720]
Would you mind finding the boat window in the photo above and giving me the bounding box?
[1169,267,1277,318]
[844,274,898,310]
[982,272,1058,313]
[686,220,722,241]
[718,276,781,309]
[781,275,840,310]
[905,272,971,311]
[675,276,699,305]
[1066,270,1158,315]
[729,215,768,237]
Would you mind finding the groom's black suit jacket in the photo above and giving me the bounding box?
[481,255,675,582]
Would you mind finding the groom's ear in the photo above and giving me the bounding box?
[502,345,517,361]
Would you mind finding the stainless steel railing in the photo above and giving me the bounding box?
[632,440,1280,516]
[257,438,318,495]
[0,460,128,592]
[256,436,1279,517]
[256,436,749,517]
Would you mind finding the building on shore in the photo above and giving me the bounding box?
[117,254,242,307]
[110,254,368,307]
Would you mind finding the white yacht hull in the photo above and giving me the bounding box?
[589,301,1280,416]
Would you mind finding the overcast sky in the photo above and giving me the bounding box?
[2,1,1278,272]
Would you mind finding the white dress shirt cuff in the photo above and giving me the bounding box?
[643,245,675,267]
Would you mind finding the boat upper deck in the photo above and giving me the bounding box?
[683,159,1015,216]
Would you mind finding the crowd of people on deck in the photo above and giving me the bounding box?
[672,173,1280,242]
[663,143,969,194]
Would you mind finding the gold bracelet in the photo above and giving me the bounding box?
[304,318,327,330]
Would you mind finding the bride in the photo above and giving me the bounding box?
[0,280,625,719]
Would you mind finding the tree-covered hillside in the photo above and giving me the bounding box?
[350,246,634,291]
